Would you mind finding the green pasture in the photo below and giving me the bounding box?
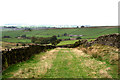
[2,28,118,38]
[57,40,79,46]
[57,39,95,46]
[2,27,118,43]
[2,38,31,43]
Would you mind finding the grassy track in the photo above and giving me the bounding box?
[44,48,114,78]
[3,48,118,78]
[44,48,88,78]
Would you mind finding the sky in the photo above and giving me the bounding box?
[0,0,119,26]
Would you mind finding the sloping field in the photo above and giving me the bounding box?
[3,48,118,78]
[2,27,118,38]
[71,28,118,38]
[2,27,119,43]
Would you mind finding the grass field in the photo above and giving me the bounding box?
[2,27,118,38]
[1,27,118,44]
[57,40,79,46]
[1,41,30,50]
[2,47,118,78]
[2,38,31,43]
[48,39,95,46]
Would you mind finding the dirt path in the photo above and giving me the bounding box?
[3,48,113,78]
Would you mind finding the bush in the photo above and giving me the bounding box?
[31,37,37,43]
[51,40,61,46]
[16,44,19,46]
[77,37,82,39]
[81,26,85,28]
[58,35,60,37]
[31,36,57,44]
[21,35,26,37]
[22,43,26,46]
[64,33,67,36]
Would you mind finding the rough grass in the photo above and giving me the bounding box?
[79,44,119,65]
[44,48,114,78]
[2,47,119,78]
[78,44,119,78]
[2,38,31,43]
[2,48,58,78]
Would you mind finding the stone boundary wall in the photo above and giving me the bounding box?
[92,33,120,48]
[66,34,120,48]
[2,45,56,71]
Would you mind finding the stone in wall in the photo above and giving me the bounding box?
[93,33,120,48]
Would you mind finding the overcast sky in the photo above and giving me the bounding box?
[0,0,119,26]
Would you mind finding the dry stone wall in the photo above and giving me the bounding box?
[93,33,120,48]
[2,45,56,70]
[67,33,120,48]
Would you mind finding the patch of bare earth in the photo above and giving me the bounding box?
[12,48,59,78]
[72,48,90,58]
[71,48,112,78]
